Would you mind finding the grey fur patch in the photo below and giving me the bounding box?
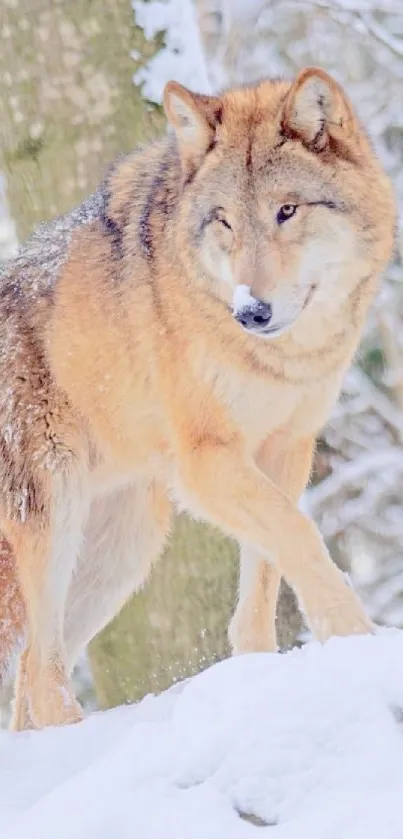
[0,187,105,301]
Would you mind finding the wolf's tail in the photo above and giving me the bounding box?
[0,535,26,684]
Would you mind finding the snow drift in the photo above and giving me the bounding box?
[2,631,403,838]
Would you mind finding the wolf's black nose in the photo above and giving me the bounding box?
[234,299,272,330]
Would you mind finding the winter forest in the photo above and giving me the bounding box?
[0,1,403,836]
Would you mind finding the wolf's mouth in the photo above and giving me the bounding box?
[233,316,294,340]
[254,322,291,339]
[254,284,318,339]
[232,283,318,340]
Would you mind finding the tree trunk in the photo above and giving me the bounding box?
[89,516,238,707]
[0,0,238,713]
[0,0,302,715]
[0,0,164,238]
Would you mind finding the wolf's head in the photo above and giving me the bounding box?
[163,68,394,341]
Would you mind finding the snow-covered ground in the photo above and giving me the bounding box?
[2,631,403,838]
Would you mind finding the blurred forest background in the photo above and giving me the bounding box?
[0,0,402,721]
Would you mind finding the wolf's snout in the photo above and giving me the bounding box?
[234,299,272,331]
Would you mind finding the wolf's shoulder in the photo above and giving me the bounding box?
[1,184,108,297]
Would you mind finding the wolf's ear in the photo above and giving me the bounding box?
[281,67,356,152]
[163,81,222,175]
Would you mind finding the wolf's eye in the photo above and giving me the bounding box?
[277,204,297,224]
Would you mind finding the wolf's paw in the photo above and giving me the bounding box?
[28,680,84,729]
[228,607,278,655]
[310,602,374,643]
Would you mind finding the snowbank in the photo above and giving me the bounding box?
[2,631,403,838]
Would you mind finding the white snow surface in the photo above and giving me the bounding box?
[2,631,403,838]
[133,0,212,104]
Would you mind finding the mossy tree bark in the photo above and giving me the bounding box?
[0,0,164,238]
[90,516,238,707]
[0,0,302,713]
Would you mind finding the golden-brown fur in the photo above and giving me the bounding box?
[0,68,395,729]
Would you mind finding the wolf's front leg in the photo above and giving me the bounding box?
[229,551,281,654]
[230,435,315,654]
[180,439,372,643]
[3,469,89,731]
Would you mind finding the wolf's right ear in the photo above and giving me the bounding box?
[281,67,357,153]
[163,81,222,177]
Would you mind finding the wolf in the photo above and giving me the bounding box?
[0,67,395,730]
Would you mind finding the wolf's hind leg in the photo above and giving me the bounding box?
[4,468,89,731]
[10,650,31,731]
[64,481,172,676]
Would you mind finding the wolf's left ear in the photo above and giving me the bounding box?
[163,81,222,174]
[281,67,357,152]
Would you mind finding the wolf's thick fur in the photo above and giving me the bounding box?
[0,68,395,729]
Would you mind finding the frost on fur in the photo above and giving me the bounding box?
[0,537,25,686]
